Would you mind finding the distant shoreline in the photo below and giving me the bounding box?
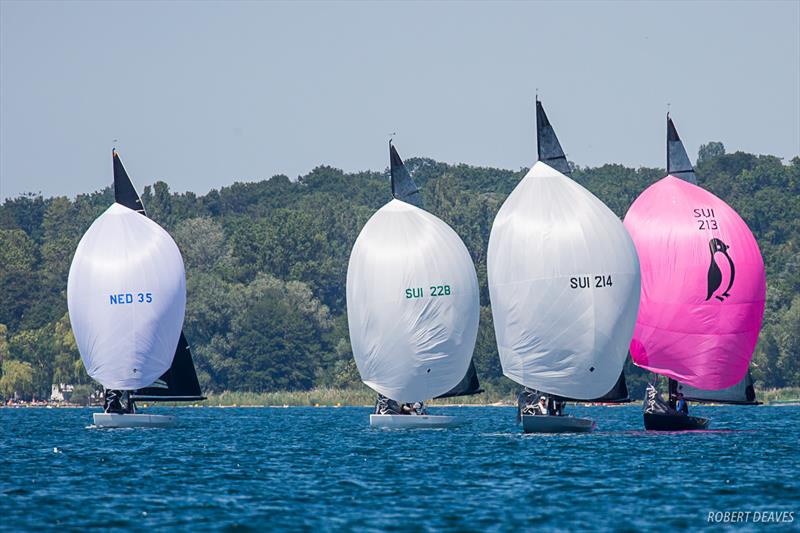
[4,385,799,409]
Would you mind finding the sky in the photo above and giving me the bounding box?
[1,0,798,200]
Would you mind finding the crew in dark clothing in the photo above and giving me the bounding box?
[675,393,688,415]
[547,396,555,415]
[376,394,426,415]
[103,389,135,414]
[375,394,402,414]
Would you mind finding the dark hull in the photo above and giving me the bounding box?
[644,412,710,431]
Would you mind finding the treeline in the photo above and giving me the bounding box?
[1,143,798,400]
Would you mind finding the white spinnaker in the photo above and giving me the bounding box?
[347,199,480,403]
[487,162,640,399]
[67,203,186,390]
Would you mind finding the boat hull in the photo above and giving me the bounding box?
[522,415,596,433]
[643,412,710,431]
[93,413,177,428]
[369,414,462,428]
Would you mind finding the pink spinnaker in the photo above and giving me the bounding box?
[623,176,765,390]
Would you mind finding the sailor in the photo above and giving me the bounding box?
[554,399,566,417]
[675,393,688,415]
[537,395,549,416]
[517,389,538,419]
[103,389,122,413]
[103,389,135,414]
[376,394,402,415]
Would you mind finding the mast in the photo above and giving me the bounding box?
[112,150,205,402]
[536,99,571,175]
[387,142,482,399]
[666,115,698,184]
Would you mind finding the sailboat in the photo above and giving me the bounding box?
[67,150,205,428]
[487,99,641,433]
[346,141,481,428]
[624,116,766,430]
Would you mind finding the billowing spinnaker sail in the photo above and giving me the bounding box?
[67,203,186,390]
[347,199,479,403]
[487,161,641,399]
[623,176,765,389]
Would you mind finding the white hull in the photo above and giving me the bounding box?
[370,414,462,428]
[93,413,177,428]
[522,415,595,433]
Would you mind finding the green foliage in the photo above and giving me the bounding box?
[0,147,798,399]
[68,384,98,406]
[698,141,726,164]
[0,359,35,400]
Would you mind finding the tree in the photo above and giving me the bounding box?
[698,142,726,164]
[0,229,38,329]
[173,217,233,274]
[0,145,798,394]
[775,296,800,386]
[0,324,8,367]
[0,360,35,400]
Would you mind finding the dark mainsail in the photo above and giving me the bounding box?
[435,361,484,399]
[389,142,482,399]
[666,115,698,185]
[389,141,422,207]
[112,150,205,402]
[536,99,571,176]
[675,370,760,405]
[556,371,631,403]
[113,150,146,214]
[132,333,204,401]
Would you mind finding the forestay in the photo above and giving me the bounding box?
[487,161,641,399]
[67,203,186,390]
[347,199,480,404]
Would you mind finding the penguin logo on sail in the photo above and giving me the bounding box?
[705,238,735,301]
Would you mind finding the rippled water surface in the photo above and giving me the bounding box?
[1,405,798,531]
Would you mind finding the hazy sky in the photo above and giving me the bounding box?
[1,0,798,200]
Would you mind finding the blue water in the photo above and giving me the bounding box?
[1,405,798,532]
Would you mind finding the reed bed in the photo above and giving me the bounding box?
[147,386,800,408]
